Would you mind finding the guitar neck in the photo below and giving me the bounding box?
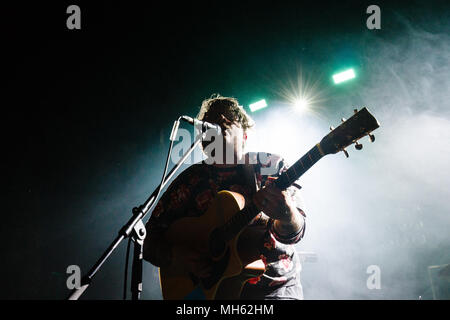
[220,144,325,241]
[275,143,324,190]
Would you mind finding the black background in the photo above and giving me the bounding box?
[2,0,449,300]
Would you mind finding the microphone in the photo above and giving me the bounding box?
[180,115,222,135]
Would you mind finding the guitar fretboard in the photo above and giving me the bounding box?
[275,144,324,190]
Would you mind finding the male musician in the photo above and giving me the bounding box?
[143,94,306,299]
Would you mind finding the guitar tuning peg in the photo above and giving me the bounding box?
[354,109,358,114]
[368,133,375,142]
[341,118,346,123]
[354,141,363,150]
[342,148,349,158]
[330,126,335,131]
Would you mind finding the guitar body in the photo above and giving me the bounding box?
[159,190,265,300]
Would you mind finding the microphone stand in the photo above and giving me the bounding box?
[67,120,206,300]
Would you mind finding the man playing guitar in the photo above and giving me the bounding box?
[143,94,306,299]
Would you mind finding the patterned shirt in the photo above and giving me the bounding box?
[145,152,306,300]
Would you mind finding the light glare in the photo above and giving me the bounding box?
[249,99,268,112]
[294,98,309,111]
[332,68,356,84]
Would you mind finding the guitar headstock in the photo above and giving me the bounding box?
[319,107,380,157]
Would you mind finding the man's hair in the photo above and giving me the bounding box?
[197,94,254,131]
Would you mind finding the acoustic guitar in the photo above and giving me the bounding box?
[159,107,380,299]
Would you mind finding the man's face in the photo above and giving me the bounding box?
[202,107,246,163]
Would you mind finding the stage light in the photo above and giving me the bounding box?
[332,68,356,84]
[293,98,309,112]
[249,99,268,112]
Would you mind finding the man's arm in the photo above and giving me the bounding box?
[272,205,305,239]
[253,184,306,244]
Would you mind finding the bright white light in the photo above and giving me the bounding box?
[332,68,356,84]
[249,99,268,112]
[294,98,309,112]
[275,68,325,118]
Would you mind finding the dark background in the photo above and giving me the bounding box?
[2,1,450,300]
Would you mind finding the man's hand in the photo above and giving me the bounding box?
[253,183,296,222]
[253,180,304,237]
